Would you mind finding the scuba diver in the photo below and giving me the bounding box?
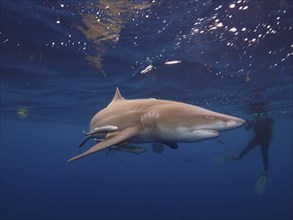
[234,103,274,175]
[219,102,275,195]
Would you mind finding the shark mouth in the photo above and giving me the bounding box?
[201,129,220,136]
[190,129,220,139]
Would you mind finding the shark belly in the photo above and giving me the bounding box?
[154,125,220,142]
[129,125,220,144]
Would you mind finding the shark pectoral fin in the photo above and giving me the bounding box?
[68,126,140,162]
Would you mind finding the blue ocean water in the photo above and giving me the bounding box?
[1,0,292,219]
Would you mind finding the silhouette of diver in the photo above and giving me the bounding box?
[232,103,274,176]
[218,101,275,195]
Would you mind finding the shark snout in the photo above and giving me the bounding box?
[223,117,245,130]
[195,115,245,132]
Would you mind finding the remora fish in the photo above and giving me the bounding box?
[109,145,147,155]
[68,88,244,161]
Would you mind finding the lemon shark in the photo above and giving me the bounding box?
[68,88,244,161]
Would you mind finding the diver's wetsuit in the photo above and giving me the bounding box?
[236,114,274,173]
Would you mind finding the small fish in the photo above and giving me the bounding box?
[152,143,165,154]
[110,145,147,155]
[184,157,198,163]
[214,139,225,145]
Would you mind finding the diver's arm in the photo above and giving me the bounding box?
[245,120,255,130]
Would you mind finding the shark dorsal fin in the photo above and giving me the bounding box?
[108,87,125,106]
[113,87,125,101]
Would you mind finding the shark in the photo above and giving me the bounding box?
[68,88,244,161]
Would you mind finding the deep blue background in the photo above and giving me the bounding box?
[1,0,292,219]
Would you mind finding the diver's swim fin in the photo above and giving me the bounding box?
[213,155,237,163]
[254,175,267,195]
